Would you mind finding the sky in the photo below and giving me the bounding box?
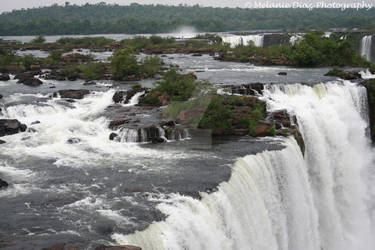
[0,0,374,13]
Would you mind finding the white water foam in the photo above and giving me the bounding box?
[361,35,372,61]
[113,81,375,250]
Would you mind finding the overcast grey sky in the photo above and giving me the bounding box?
[0,0,374,13]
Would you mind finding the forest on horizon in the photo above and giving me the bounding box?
[0,3,374,35]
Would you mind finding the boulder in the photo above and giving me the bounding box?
[278,72,287,76]
[54,89,90,99]
[67,138,81,144]
[20,77,43,87]
[112,91,127,103]
[0,140,5,144]
[0,178,8,189]
[0,74,10,81]
[109,120,129,130]
[0,119,27,137]
[0,94,3,99]
[16,72,43,86]
[109,132,119,141]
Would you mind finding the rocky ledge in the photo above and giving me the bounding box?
[0,178,8,189]
[41,243,141,250]
[0,119,27,137]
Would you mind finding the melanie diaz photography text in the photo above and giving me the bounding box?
[244,1,373,10]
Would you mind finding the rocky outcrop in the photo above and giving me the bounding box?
[0,74,10,81]
[16,72,43,87]
[0,178,8,189]
[324,68,361,80]
[54,89,90,99]
[222,83,264,96]
[0,119,27,137]
[362,79,375,143]
[113,88,147,104]
[112,91,127,103]
[95,245,142,250]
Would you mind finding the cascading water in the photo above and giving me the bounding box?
[222,35,264,48]
[113,81,375,250]
[361,35,372,61]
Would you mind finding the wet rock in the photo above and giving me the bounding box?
[42,243,65,250]
[113,89,146,104]
[67,75,78,81]
[21,77,43,87]
[271,110,293,128]
[109,132,119,141]
[83,81,96,86]
[0,94,3,99]
[112,91,127,103]
[0,140,5,144]
[54,89,90,99]
[95,245,141,250]
[67,138,81,144]
[325,68,361,80]
[0,74,10,81]
[278,72,287,76]
[31,121,41,125]
[223,83,264,96]
[124,88,146,104]
[0,119,27,137]
[0,178,8,189]
[16,72,43,86]
[109,120,129,130]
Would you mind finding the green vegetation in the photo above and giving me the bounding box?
[1,3,375,35]
[142,69,204,106]
[110,49,164,80]
[199,96,233,130]
[57,37,115,48]
[141,56,164,77]
[31,35,46,44]
[221,31,372,68]
[79,62,106,80]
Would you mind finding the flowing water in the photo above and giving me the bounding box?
[0,54,374,249]
[361,35,372,61]
[113,81,375,250]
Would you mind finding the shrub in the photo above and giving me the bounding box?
[141,56,164,77]
[31,35,46,44]
[79,62,106,80]
[110,49,140,80]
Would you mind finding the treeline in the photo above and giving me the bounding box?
[0,3,375,35]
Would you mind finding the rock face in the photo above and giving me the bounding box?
[112,91,127,103]
[0,178,8,189]
[324,68,361,80]
[222,83,264,96]
[0,74,10,81]
[0,119,27,137]
[113,88,147,104]
[95,245,142,250]
[16,72,43,87]
[54,89,90,99]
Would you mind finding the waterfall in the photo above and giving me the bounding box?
[113,81,375,250]
[124,91,145,107]
[222,35,264,48]
[361,35,372,61]
[290,34,303,45]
